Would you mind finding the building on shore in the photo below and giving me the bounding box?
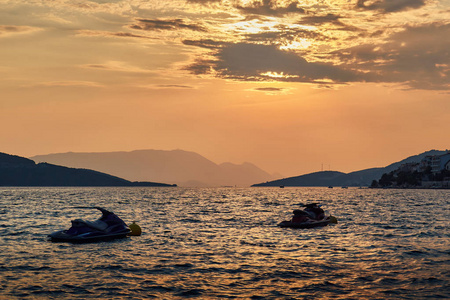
[419,151,450,174]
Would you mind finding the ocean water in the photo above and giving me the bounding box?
[0,187,448,299]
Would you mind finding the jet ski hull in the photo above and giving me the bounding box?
[278,217,330,229]
[49,229,130,243]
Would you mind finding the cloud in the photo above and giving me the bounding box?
[183,39,225,49]
[242,25,330,45]
[236,0,305,17]
[297,13,342,25]
[356,0,427,13]
[183,27,330,51]
[185,43,360,84]
[332,22,450,90]
[112,32,150,39]
[82,61,155,74]
[77,30,152,39]
[254,87,284,92]
[255,87,282,91]
[154,84,195,89]
[252,87,288,94]
[184,22,450,90]
[186,0,222,3]
[136,84,196,90]
[130,18,207,32]
[295,13,361,33]
[0,25,41,38]
[296,13,360,31]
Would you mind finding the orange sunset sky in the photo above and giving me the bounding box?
[1,0,449,177]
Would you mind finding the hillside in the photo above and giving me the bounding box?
[254,171,346,187]
[0,152,176,187]
[252,150,447,187]
[31,150,275,187]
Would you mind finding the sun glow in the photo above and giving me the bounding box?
[225,19,280,34]
[279,39,312,50]
[261,71,299,79]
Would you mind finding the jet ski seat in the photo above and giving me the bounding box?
[72,219,108,231]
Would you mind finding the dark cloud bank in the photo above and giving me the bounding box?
[356,0,427,13]
[187,0,427,15]
[184,22,450,90]
[185,42,360,84]
[128,1,448,90]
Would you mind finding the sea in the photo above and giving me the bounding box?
[0,187,448,299]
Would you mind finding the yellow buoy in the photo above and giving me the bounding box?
[329,216,338,224]
[128,221,142,236]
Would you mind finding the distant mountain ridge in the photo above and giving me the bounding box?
[0,152,175,187]
[252,150,448,187]
[31,149,275,187]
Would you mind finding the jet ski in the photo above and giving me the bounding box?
[278,203,337,229]
[48,207,131,243]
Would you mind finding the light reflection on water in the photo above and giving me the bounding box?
[0,187,449,299]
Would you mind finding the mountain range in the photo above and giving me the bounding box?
[0,152,175,187]
[30,149,447,187]
[31,150,275,187]
[252,150,447,187]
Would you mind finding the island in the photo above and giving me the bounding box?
[0,152,176,187]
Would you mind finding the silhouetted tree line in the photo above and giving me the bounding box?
[371,167,450,188]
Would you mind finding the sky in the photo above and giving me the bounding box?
[1,0,449,177]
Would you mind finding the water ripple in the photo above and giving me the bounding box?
[0,187,448,299]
